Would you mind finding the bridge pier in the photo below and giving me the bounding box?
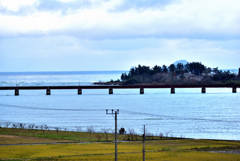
[202,87,206,93]
[232,87,237,93]
[109,88,113,94]
[46,88,51,95]
[15,88,19,96]
[171,87,175,94]
[78,88,82,95]
[140,87,144,94]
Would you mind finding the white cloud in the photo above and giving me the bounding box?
[0,0,240,71]
[0,0,38,12]
[0,0,239,39]
[56,0,76,3]
[1,35,239,71]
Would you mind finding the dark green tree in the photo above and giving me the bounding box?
[212,70,235,82]
[121,73,128,81]
[152,65,162,74]
[162,65,168,73]
[186,62,206,75]
[213,67,219,74]
[176,63,184,74]
[168,64,176,73]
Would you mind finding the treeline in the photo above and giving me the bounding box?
[120,62,238,84]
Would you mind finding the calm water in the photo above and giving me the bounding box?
[0,71,239,140]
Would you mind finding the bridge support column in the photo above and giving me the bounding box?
[78,88,82,95]
[109,88,113,94]
[140,88,144,94]
[232,87,237,93]
[202,87,206,93]
[15,88,19,96]
[171,87,175,94]
[46,88,51,95]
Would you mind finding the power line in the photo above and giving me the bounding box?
[0,103,104,111]
[1,103,237,123]
[120,109,237,123]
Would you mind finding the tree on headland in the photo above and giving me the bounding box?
[121,73,128,81]
[113,61,239,85]
[176,63,184,74]
[162,65,168,73]
[153,65,162,74]
[185,62,206,75]
[168,64,176,73]
[212,70,235,82]
[213,67,219,74]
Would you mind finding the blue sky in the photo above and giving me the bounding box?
[0,0,240,72]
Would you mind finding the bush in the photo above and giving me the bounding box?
[87,126,95,134]
[119,128,126,134]
[212,71,235,82]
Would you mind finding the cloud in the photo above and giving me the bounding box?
[0,0,240,72]
[114,0,175,11]
[1,35,239,71]
[0,0,239,39]
[0,0,38,12]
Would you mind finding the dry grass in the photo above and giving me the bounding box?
[56,151,240,161]
[0,139,240,160]
[0,128,240,160]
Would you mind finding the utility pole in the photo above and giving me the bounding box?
[143,125,145,161]
[106,109,119,161]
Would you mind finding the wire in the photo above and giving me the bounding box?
[0,103,105,112]
[121,109,172,118]
[0,103,238,123]
[121,109,237,123]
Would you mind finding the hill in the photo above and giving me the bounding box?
[173,60,188,66]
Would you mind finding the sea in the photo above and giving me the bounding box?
[0,70,239,140]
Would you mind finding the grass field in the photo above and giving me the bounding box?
[0,128,173,143]
[0,128,240,160]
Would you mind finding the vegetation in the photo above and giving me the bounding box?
[0,128,240,161]
[102,62,239,85]
[0,127,178,143]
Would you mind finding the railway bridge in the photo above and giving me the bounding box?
[0,84,239,95]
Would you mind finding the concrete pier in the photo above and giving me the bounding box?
[171,87,175,94]
[109,88,113,94]
[15,88,19,96]
[202,87,206,93]
[78,88,82,95]
[140,87,144,94]
[46,88,51,95]
[232,87,237,93]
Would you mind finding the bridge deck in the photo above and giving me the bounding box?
[0,85,238,95]
[0,84,239,90]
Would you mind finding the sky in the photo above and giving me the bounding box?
[0,0,240,72]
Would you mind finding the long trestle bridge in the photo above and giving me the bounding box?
[0,84,239,95]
